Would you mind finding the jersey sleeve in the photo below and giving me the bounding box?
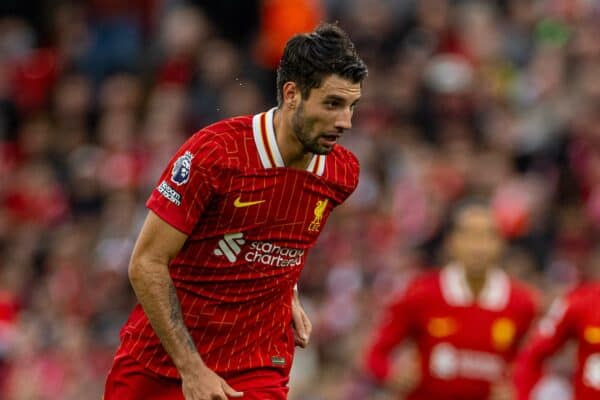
[146,134,223,235]
[329,147,360,205]
[363,279,421,382]
[512,295,577,400]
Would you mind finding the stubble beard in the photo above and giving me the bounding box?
[291,102,334,155]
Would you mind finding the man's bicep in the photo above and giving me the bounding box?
[131,211,189,267]
[528,297,575,356]
[364,295,415,380]
[512,297,576,398]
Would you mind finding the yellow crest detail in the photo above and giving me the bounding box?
[427,317,458,338]
[584,327,600,344]
[308,199,329,232]
[491,318,516,350]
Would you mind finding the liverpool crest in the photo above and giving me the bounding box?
[308,199,328,232]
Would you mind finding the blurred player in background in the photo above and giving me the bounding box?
[363,199,538,400]
[104,23,367,400]
[513,279,600,400]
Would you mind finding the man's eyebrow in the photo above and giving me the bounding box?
[323,95,346,102]
[323,95,361,104]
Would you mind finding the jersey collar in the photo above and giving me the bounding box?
[440,263,510,310]
[252,107,326,176]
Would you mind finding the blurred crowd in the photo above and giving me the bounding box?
[1,0,600,399]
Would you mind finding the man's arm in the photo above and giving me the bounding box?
[291,285,312,348]
[512,297,575,400]
[364,287,419,394]
[128,211,242,400]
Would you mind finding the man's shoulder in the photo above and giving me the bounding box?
[330,145,359,169]
[509,279,539,300]
[573,281,600,295]
[404,269,441,298]
[566,282,600,309]
[322,145,360,189]
[185,115,254,160]
[508,279,540,312]
[193,115,253,142]
[382,270,438,310]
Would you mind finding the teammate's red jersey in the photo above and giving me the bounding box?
[119,108,359,378]
[365,264,538,400]
[513,282,600,400]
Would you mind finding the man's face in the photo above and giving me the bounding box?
[448,205,505,274]
[291,75,362,155]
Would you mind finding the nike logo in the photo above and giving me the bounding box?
[233,196,265,208]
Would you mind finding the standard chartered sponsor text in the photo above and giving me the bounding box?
[244,240,304,267]
[430,343,504,381]
[584,353,600,389]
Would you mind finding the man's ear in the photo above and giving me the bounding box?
[282,82,301,109]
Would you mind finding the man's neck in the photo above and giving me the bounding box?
[464,267,488,298]
[272,108,313,170]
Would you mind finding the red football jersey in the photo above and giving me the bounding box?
[365,264,538,400]
[119,108,359,378]
[513,282,600,400]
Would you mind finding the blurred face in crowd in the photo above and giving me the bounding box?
[448,204,504,275]
[289,74,361,155]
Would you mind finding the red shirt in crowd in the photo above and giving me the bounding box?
[119,107,359,378]
[365,264,538,400]
[513,282,600,400]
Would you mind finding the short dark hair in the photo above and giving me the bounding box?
[276,23,368,106]
[445,196,494,235]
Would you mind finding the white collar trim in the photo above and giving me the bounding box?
[306,153,326,176]
[440,263,510,310]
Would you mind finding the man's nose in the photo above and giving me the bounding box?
[335,108,353,131]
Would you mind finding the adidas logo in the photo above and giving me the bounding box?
[213,232,245,262]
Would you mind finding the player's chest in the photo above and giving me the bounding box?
[208,168,335,237]
[417,306,521,354]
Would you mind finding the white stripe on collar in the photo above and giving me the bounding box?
[252,111,272,168]
[306,154,326,176]
[440,263,510,311]
[479,268,511,310]
[315,154,326,176]
[263,108,285,167]
[252,107,327,175]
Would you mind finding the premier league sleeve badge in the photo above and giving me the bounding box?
[171,151,194,186]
